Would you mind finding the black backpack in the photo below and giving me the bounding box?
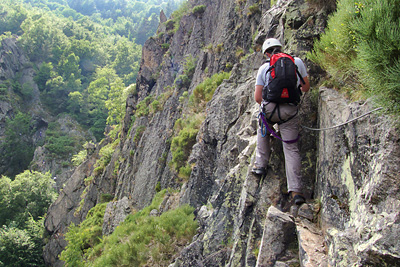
[262,53,305,105]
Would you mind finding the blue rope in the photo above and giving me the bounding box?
[258,112,268,137]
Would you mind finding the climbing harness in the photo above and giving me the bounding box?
[301,107,383,131]
[258,103,383,142]
[258,110,300,144]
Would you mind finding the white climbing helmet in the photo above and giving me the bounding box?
[262,38,282,54]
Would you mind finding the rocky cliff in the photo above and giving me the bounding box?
[0,37,38,174]
[0,37,92,184]
[43,0,400,266]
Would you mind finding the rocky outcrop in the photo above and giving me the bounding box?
[316,87,400,266]
[102,197,131,236]
[0,38,80,181]
[43,148,99,267]
[0,38,26,136]
[30,114,93,190]
[0,37,29,81]
[0,37,44,175]
[0,100,12,136]
[256,206,297,267]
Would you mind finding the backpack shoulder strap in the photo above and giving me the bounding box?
[264,63,273,83]
[290,54,306,85]
[295,68,306,85]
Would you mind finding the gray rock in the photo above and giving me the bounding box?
[149,209,159,217]
[296,218,327,267]
[256,206,297,267]
[197,205,212,228]
[0,100,12,136]
[0,38,29,80]
[102,197,131,236]
[316,87,400,266]
[297,203,315,222]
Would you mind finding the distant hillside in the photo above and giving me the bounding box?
[0,0,184,178]
[20,0,184,44]
[0,1,186,266]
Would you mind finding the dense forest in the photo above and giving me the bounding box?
[0,0,183,177]
[0,0,183,266]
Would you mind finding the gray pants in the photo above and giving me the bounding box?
[255,103,302,193]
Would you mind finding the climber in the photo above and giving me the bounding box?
[252,38,310,205]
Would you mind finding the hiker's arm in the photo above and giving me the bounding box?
[295,57,310,93]
[300,76,310,93]
[254,85,263,104]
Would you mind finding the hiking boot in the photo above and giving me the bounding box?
[251,166,267,176]
[293,194,306,205]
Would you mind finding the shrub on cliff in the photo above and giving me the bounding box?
[189,71,230,111]
[174,55,197,89]
[309,0,400,115]
[167,0,190,33]
[192,5,206,16]
[170,126,199,177]
[61,190,198,267]
[60,203,108,267]
[170,71,231,178]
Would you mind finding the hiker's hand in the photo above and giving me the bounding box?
[300,76,310,92]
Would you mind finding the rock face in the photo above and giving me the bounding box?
[0,37,46,175]
[0,38,29,80]
[102,197,131,236]
[316,87,400,266]
[43,0,400,266]
[0,38,27,137]
[256,206,297,267]
[0,38,86,183]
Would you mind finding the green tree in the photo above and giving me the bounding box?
[0,216,46,266]
[0,4,28,34]
[105,76,126,125]
[68,91,85,115]
[0,225,42,266]
[86,75,109,139]
[136,13,159,45]
[0,112,34,178]
[19,15,66,62]
[34,62,53,91]
[58,52,81,80]
[0,171,57,226]
[112,37,141,85]
[87,77,109,104]
[41,75,70,113]
[85,67,127,134]
[0,170,56,266]
[0,176,12,224]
